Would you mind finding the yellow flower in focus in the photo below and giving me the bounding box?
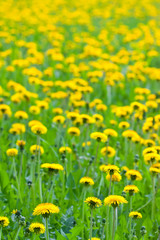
[123,185,139,195]
[104,195,128,207]
[33,203,60,218]
[85,197,102,209]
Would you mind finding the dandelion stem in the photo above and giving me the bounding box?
[19,151,23,186]
[152,175,155,221]
[82,189,86,240]
[90,209,93,240]
[95,142,100,165]
[45,218,49,240]
[13,157,22,203]
[0,227,2,240]
[129,196,132,240]
[98,173,103,196]
[37,135,43,202]
[112,207,116,240]
[13,226,21,240]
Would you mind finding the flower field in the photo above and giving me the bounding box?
[0,0,160,239]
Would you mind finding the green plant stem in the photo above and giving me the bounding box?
[90,209,93,240]
[37,135,43,202]
[82,189,86,240]
[0,227,2,240]
[112,207,116,240]
[19,151,23,186]
[13,226,21,240]
[98,173,103,196]
[152,176,155,221]
[31,158,36,206]
[13,157,22,203]
[105,175,112,240]
[95,142,100,165]
[48,176,55,202]
[45,218,49,240]
[129,196,132,240]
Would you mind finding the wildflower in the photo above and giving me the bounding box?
[52,108,63,115]
[126,170,142,181]
[6,148,18,157]
[144,153,160,164]
[16,140,26,150]
[41,163,64,174]
[123,185,139,195]
[106,172,122,182]
[29,106,40,115]
[12,123,25,133]
[90,132,107,142]
[33,203,60,218]
[14,110,28,119]
[0,216,9,227]
[104,195,128,207]
[119,121,130,129]
[104,129,118,137]
[143,147,157,156]
[28,120,42,127]
[31,124,47,135]
[59,147,72,154]
[29,222,45,234]
[30,145,44,155]
[80,177,94,186]
[85,197,102,209]
[103,165,119,175]
[149,167,160,174]
[68,127,80,136]
[100,146,116,157]
[129,211,142,219]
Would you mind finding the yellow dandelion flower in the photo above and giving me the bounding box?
[59,147,72,154]
[68,127,80,136]
[85,197,102,209]
[80,177,94,186]
[90,132,107,142]
[41,163,64,173]
[29,222,45,234]
[104,195,128,207]
[100,146,116,157]
[33,203,60,218]
[30,145,44,155]
[106,172,122,182]
[126,170,142,181]
[6,148,18,157]
[123,185,139,195]
[0,216,9,227]
[104,129,118,137]
[129,211,142,219]
[31,124,47,135]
